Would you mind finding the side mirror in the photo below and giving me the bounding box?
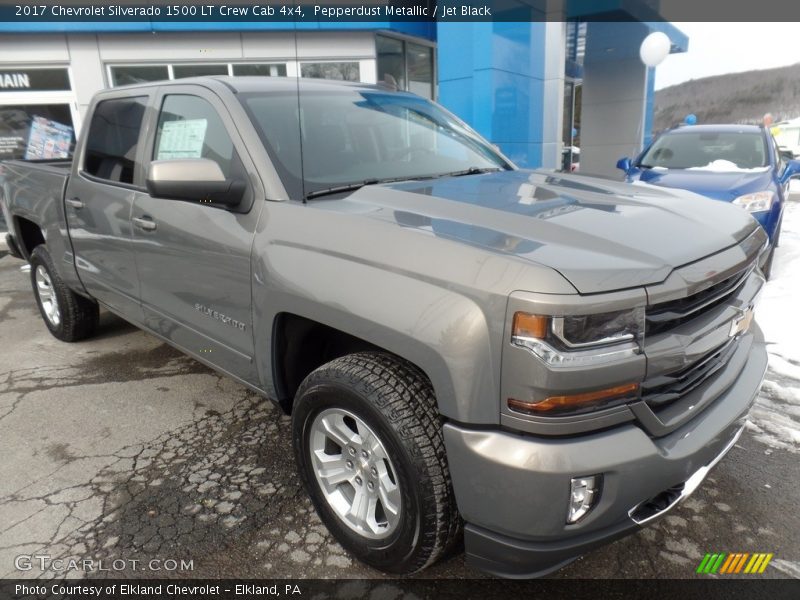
[146,158,245,208]
[779,159,800,185]
[616,157,632,172]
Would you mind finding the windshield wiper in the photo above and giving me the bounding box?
[305,176,430,200]
[304,167,504,200]
[443,166,504,177]
[304,179,382,200]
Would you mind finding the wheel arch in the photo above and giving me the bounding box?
[266,297,496,425]
[13,216,45,260]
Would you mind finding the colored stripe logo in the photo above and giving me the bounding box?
[696,552,773,574]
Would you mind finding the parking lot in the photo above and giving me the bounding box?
[1,201,798,580]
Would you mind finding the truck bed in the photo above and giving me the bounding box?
[1,158,72,261]
[3,158,72,176]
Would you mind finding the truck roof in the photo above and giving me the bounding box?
[105,75,407,96]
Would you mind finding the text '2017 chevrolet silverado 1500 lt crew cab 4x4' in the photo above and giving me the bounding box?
[1,77,772,578]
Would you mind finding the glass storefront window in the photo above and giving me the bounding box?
[561,81,581,172]
[563,21,586,172]
[375,35,434,99]
[110,65,169,87]
[376,36,405,90]
[407,43,433,99]
[300,62,360,82]
[108,63,292,86]
[172,64,229,79]
[0,104,75,161]
[232,63,287,77]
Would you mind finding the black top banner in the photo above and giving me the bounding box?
[1,0,800,23]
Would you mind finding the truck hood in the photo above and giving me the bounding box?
[327,169,760,294]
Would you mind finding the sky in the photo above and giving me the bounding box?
[654,23,800,90]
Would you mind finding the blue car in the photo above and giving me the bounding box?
[617,124,800,278]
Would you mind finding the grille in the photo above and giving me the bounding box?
[645,266,752,335]
[641,338,738,408]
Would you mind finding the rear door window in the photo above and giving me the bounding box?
[83,96,147,185]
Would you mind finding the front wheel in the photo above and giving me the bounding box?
[291,352,461,574]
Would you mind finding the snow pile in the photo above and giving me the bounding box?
[686,160,770,173]
[758,199,800,359]
[752,198,800,452]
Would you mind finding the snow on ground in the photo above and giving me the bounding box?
[771,559,800,579]
[748,196,800,452]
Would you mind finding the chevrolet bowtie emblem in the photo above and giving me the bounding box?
[729,305,754,338]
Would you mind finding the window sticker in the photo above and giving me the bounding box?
[157,118,207,159]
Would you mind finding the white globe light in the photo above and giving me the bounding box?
[639,31,671,67]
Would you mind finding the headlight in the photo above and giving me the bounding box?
[732,191,775,213]
[511,307,644,367]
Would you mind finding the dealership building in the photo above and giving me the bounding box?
[0,4,686,178]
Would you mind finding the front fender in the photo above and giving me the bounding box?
[251,240,503,425]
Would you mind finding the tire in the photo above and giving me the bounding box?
[762,216,782,280]
[29,245,99,342]
[762,245,775,280]
[292,352,462,574]
[774,213,783,248]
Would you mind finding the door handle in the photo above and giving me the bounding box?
[132,216,157,232]
[65,197,84,209]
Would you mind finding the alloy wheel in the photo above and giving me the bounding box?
[308,407,402,540]
[35,265,61,327]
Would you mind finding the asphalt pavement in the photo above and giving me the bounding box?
[0,234,798,580]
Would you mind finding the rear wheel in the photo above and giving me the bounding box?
[30,246,98,342]
[292,352,461,574]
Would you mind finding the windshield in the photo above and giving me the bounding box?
[240,88,509,198]
[638,130,768,170]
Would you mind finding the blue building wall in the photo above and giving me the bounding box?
[437,22,548,167]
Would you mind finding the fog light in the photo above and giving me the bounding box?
[568,476,600,523]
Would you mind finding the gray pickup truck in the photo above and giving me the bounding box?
[1,77,770,578]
